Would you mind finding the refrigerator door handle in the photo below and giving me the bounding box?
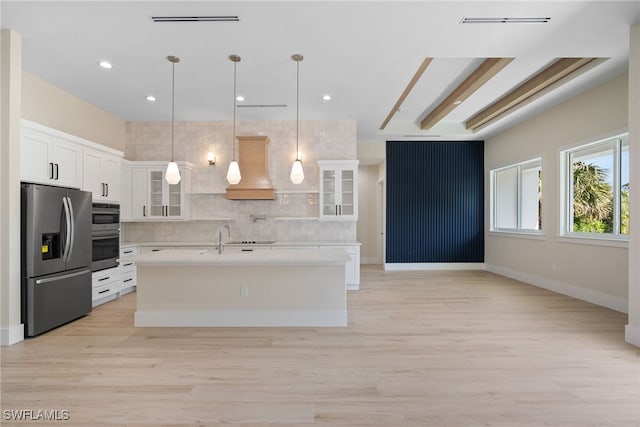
[67,196,76,262]
[62,196,72,262]
[35,268,91,285]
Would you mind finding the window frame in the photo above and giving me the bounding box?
[489,157,543,235]
[560,132,629,242]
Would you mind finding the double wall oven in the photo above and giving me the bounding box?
[91,203,120,271]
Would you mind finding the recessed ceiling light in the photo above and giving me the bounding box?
[453,100,463,105]
[98,60,112,69]
[146,95,157,102]
[236,95,245,102]
[322,94,332,101]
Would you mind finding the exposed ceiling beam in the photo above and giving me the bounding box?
[465,57,599,131]
[379,58,433,130]
[420,57,513,130]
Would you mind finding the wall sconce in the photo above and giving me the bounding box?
[207,152,216,165]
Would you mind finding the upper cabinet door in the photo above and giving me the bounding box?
[52,137,83,188]
[318,160,359,221]
[82,149,103,198]
[101,154,121,202]
[20,129,53,185]
[130,168,148,220]
[82,148,122,202]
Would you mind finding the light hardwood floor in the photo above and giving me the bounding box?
[2,266,639,426]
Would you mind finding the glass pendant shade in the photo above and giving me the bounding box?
[226,160,241,185]
[165,161,181,185]
[290,159,304,184]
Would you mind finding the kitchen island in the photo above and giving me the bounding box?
[132,248,349,327]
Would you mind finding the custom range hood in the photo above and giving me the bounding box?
[225,135,276,200]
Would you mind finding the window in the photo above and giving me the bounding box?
[491,158,542,233]
[562,133,629,238]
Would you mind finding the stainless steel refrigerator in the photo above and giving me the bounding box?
[21,183,93,337]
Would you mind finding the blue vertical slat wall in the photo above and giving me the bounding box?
[386,141,484,263]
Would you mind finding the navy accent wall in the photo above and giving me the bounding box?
[386,141,484,263]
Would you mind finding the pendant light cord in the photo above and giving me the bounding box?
[232,60,237,161]
[296,59,300,161]
[171,59,175,162]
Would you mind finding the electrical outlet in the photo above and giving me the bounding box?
[240,285,249,297]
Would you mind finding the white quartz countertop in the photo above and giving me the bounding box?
[132,248,351,266]
[124,241,360,247]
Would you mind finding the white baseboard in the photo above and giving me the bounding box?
[625,324,640,347]
[485,264,628,313]
[1,324,24,346]
[384,263,485,271]
[135,310,348,327]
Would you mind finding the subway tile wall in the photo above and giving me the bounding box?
[122,119,357,243]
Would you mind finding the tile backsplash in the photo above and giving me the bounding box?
[122,119,357,243]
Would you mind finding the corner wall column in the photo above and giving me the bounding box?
[626,22,640,347]
[0,29,24,345]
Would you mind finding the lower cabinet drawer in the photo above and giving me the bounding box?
[119,259,136,273]
[92,282,119,301]
[120,271,137,290]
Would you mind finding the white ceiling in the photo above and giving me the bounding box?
[2,1,639,163]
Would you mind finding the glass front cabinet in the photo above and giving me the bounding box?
[318,160,359,220]
[130,161,192,221]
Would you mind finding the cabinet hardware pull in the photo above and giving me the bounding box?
[123,250,133,255]
[143,206,146,217]
[123,262,133,267]
[55,163,59,180]
[98,289,110,294]
[101,183,105,197]
[49,163,54,179]
[98,276,110,282]
[123,278,133,283]
[106,183,109,197]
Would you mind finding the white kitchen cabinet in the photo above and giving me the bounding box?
[20,128,83,188]
[318,160,359,220]
[92,266,120,307]
[129,161,192,220]
[120,161,132,221]
[83,147,121,202]
[119,245,137,295]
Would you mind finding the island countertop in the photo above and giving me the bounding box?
[124,241,360,248]
[132,248,350,266]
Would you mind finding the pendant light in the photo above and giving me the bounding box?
[226,55,242,185]
[290,54,305,184]
[165,55,181,185]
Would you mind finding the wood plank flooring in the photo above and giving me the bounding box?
[2,266,639,426]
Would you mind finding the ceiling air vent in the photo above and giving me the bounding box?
[152,16,239,22]
[237,104,287,108]
[461,17,550,24]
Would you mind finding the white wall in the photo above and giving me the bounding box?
[485,73,629,312]
[357,165,381,263]
[626,22,640,346]
[22,72,126,151]
[0,30,24,345]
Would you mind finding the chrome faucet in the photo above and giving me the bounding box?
[217,224,231,254]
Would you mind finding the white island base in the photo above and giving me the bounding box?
[133,249,349,327]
